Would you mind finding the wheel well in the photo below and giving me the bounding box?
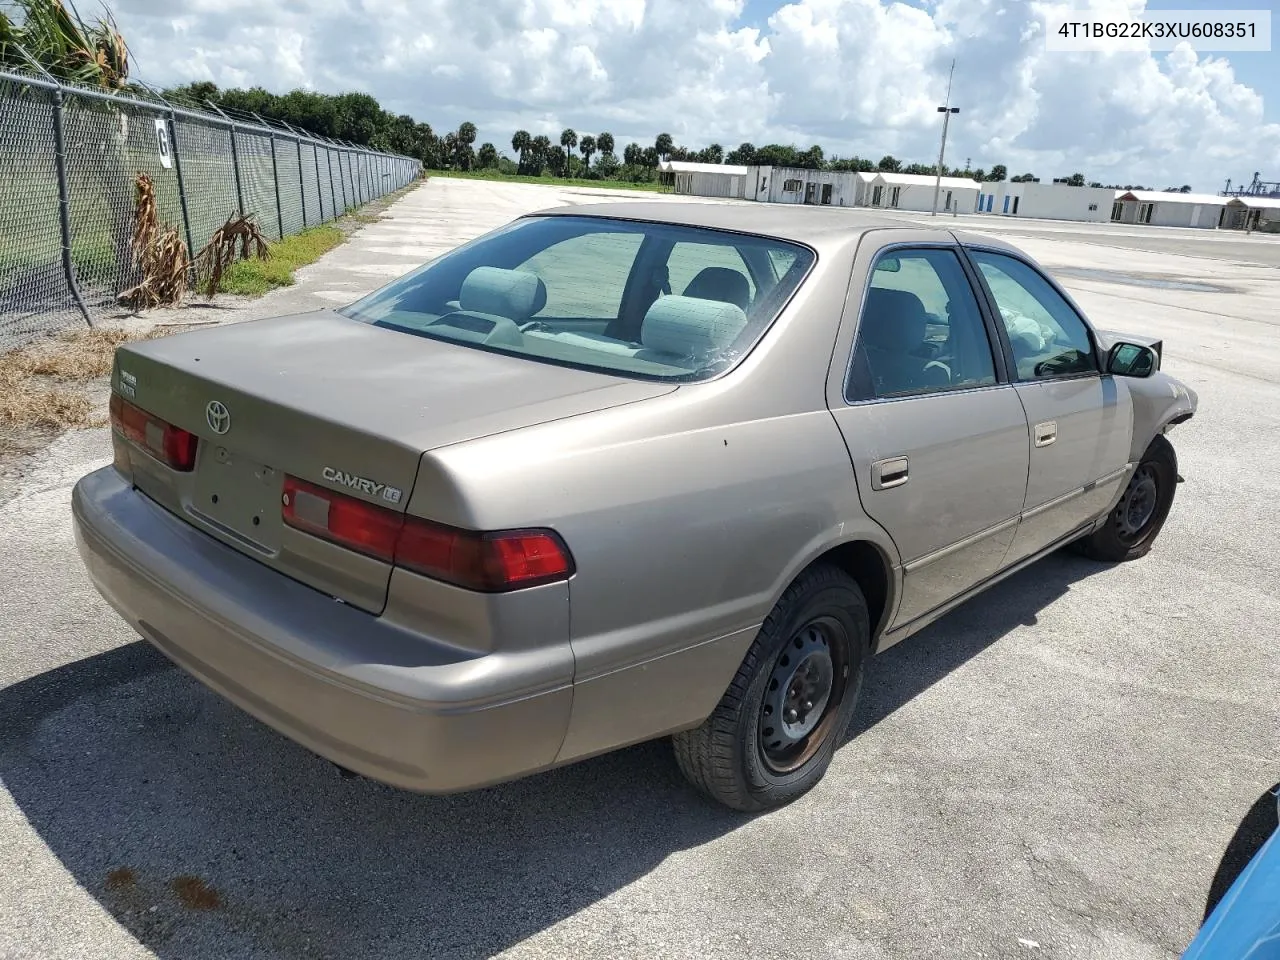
[817,540,891,641]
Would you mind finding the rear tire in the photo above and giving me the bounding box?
[1072,434,1178,563]
[672,564,870,812]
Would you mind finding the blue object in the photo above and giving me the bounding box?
[1183,802,1280,959]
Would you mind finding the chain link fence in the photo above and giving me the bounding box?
[0,68,422,352]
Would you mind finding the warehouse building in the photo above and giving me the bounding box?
[975,182,1114,222]
[1110,190,1227,229]
[1222,196,1280,232]
[855,172,982,214]
[744,166,859,205]
[662,160,751,199]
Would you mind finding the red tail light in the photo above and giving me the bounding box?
[109,393,198,472]
[281,475,574,592]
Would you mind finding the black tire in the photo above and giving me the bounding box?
[672,564,870,812]
[1072,434,1178,563]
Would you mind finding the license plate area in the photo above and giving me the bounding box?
[189,443,283,554]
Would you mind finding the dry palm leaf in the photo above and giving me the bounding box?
[118,172,190,309]
[193,212,270,298]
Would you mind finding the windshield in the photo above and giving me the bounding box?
[337,215,815,382]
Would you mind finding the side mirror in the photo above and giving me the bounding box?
[1106,342,1157,378]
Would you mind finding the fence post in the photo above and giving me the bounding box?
[311,139,324,222]
[337,147,349,213]
[49,85,94,327]
[295,136,308,228]
[269,132,284,239]
[256,115,285,240]
[167,111,196,258]
[209,102,246,217]
[326,144,341,217]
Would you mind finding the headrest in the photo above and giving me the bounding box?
[641,295,748,363]
[459,266,547,321]
[682,267,751,312]
[862,287,927,350]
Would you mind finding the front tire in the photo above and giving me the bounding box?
[1073,434,1178,563]
[672,564,870,812]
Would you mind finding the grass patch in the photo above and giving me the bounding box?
[0,326,170,438]
[429,170,671,193]
[217,224,344,296]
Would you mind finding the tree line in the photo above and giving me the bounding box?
[160,82,1191,193]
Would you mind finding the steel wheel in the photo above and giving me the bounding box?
[1114,463,1160,544]
[757,616,849,775]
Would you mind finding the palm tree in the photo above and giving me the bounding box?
[530,134,551,175]
[655,133,673,161]
[0,0,129,89]
[511,129,531,173]
[477,143,498,169]
[596,131,614,156]
[559,128,577,177]
[579,134,596,172]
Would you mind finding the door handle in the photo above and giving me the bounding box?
[1034,421,1057,448]
[872,456,909,490]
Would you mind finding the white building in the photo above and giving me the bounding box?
[975,182,1114,222]
[662,160,751,199]
[855,172,982,214]
[1222,196,1280,232]
[1110,190,1227,229]
[744,166,860,206]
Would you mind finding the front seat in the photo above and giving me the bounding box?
[859,287,948,395]
[682,267,751,312]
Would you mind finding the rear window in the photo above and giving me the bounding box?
[337,215,815,382]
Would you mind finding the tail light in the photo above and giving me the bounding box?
[109,393,198,472]
[282,475,574,592]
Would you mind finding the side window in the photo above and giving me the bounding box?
[968,250,1098,380]
[665,241,756,313]
[848,248,998,401]
[516,232,644,320]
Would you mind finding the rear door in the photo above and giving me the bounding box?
[962,246,1133,565]
[827,236,1031,630]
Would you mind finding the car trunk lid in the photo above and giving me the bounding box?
[112,310,675,612]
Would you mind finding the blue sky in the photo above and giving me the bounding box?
[117,0,1280,191]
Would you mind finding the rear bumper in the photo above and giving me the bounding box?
[71,466,572,793]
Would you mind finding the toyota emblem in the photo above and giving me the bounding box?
[206,400,231,435]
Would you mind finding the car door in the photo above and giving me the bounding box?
[963,247,1133,566]
[828,239,1031,630]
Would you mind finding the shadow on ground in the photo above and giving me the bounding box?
[1202,782,1280,922]
[1,552,1105,959]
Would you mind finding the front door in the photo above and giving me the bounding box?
[965,248,1133,565]
[829,243,1030,629]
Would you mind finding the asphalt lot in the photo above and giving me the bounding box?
[1,176,1278,960]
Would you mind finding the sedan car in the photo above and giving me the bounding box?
[72,203,1197,812]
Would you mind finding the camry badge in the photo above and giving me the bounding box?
[206,400,231,435]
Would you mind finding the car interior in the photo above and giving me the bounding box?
[347,219,811,379]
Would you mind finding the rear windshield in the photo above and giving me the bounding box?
[337,215,815,382]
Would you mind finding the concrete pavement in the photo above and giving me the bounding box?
[1,177,1278,960]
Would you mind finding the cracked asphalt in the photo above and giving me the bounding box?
[1,177,1277,960]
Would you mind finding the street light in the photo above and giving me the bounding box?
[931,59,958,217]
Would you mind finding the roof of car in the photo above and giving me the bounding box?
[525,200,938,244]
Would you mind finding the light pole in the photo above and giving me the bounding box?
[931,59,958,217]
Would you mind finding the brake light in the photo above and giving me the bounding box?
[109,393,198,472]
[281,475,574,592]
[283,475,401,562]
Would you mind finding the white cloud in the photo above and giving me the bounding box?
[111,0,1280,190]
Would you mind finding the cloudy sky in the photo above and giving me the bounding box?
[113,0,1279,192]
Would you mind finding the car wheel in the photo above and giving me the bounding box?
[1072,434,1178,563]
[672,564,870,812]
